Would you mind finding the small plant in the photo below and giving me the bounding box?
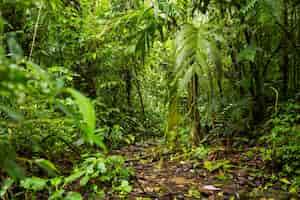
[185,187,201,198]
[260,101,300,174]
[20,177,49,200]
[203,160,233,173]
[11,153,133,199]
[193,145,209,160]
[64,153,133,197]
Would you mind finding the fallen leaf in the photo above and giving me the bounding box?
[202,185,221,191]
[171,177,191,184]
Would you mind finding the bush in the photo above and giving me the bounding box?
[260,100,300,174]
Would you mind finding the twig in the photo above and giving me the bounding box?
[29,6,42,60]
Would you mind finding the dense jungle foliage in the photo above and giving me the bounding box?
[0,0,299,199]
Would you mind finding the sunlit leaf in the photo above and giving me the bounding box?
[79,175,90,186]
[65,170,85,184]
[48,189,65,200]
[20,177,48,191]
[237,45,257,63]
[35,158,60,177]
[66,88,95,134]
[65,192,83,200]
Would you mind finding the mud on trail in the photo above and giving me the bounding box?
[112,139,297,200]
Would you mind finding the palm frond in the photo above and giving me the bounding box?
[174,23,213,89]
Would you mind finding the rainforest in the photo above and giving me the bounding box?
[0,0,300,199]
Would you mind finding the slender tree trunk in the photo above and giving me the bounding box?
[136,78,145,119]
[124,67,132,108]
[133,65,145,120]
[188,74,202,145]
[297,7,300,91]
[231,46,244,96]
[252,63,265,123]
[282,1,289,98]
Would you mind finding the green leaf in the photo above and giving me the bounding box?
[97,162,107,174]
[79,175,90,186]
[89,134,107,151]
[2,160,24,180]
[35,159,60,177]
[237,45,257,63]
[67,88,106,151]
[20,177,48,191]
[48,189,65,200]
[66,88,106,150]
[50,177,63,187]
[114,180,132,194]
[7,35,23,61]
[0,178,14,198]
[193,145,209,160]
[280,178,291,185]
[203,160,231,172]
[0,105,24,121]
[65,192,83,200]
[65,170,85,184]
[66,88,95,135]
[0,140,24,180]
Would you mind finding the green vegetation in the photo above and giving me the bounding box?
[0,0,299,199]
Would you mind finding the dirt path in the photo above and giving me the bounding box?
[113,141,242,199]
[113,140,295,200]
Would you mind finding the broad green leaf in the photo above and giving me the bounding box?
[114,180,132,193]
[179,66,194,91]
[89,134,107,151]
[0,139,24,180]
[48,189,65,200]
[65,192,83,200]
[66,88,95,133]
[50,177,63,187]
[237,45,257,63]
[66,89,95,140]
[280,178,291,185]
[97,162,107,173]
[65,170,85,184]
[20,177,48,191]
[66,88,106,150]
[79,175,90,186]
[35,158,60,177]
[2,159,24,180]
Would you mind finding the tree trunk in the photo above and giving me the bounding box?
[124,67,132,108]
[188,74,202,145]
[133,65,145,120]
[252,64,265,123]
[282,1,289,98]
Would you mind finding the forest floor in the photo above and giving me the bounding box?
[112,139,297,200]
